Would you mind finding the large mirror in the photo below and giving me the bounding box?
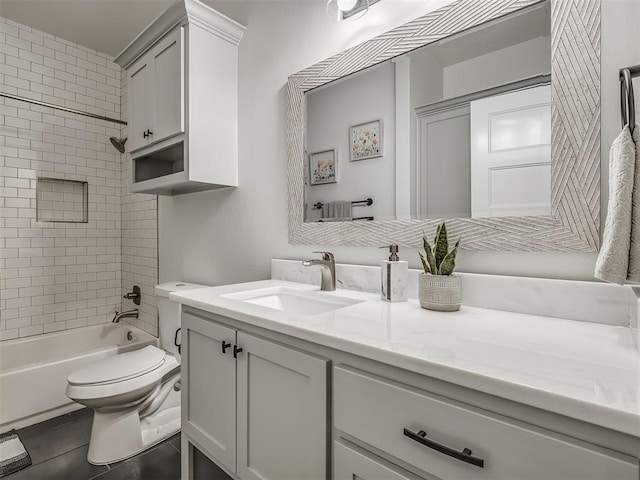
[305,1,551,223]
[288,0,600,251]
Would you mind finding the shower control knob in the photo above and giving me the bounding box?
[123,285,141,305]
[143,129,153,138]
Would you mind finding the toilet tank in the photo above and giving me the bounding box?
[155,281,207,360]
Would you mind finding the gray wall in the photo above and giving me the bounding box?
[159,0,640,286]
[443,36,551,98]
[306,62,395,222]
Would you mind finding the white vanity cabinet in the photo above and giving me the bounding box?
[333,366,638,480]
[115,0,244,195]
[181,312,329,480]
[175,283,639,480]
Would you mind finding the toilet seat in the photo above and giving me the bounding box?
[66,347,179,406]
[68,346,166,386]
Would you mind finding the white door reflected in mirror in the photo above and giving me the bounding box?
[470,85,551,218]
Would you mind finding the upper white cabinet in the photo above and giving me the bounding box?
[128,27,184,153]
[127,55,152,153]
[115,0,244,195]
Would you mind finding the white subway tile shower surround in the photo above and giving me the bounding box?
[0,17,158,340]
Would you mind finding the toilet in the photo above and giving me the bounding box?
[66,281,206,465]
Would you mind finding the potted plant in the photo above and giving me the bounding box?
[418,222,461,311]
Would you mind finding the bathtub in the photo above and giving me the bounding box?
[0,324,157,431]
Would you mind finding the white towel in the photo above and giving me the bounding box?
[321,201,352,221]
[628,126,640,281]
[595,126,636,284]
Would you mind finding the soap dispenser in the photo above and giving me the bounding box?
[380,245,408,302]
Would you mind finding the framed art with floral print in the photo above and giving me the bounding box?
[309,149,337,185]
[350,119,382,161]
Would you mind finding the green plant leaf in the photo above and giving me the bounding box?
[422,232,437,274]
[439,239,460,276]
[433,223,442,247]
[419,252,431,274]
[434,222,449,269]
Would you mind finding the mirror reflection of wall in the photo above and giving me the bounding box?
[304,0,551,223]
[305,63,396,223]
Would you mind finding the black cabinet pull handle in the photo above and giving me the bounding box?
[233,345,243,358]
[221,341,231,354]
[174,328,181,355]
[403,428,484,468]
[143,129,153,138]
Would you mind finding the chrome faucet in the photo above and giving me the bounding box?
[302,251,336,291]
[112,309,139,323]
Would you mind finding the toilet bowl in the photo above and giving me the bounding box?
[66,281,206,465]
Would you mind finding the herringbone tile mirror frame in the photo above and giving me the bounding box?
[287,0,600,252]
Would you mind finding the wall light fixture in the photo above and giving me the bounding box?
[326,0,379,21]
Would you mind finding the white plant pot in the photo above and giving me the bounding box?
[419,273,461,312]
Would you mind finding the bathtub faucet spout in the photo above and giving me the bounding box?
[113,309,139,323]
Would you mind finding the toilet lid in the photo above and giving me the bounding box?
[68,345,166,385]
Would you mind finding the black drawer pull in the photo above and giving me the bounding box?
[143,129,153,138]
[174,328,181,355]
[403,428,484,468]
[221,341,231,354]
[233,345,243,358]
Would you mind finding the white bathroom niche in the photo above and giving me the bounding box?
[36,178,88,223]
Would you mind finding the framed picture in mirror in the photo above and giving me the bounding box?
[350,119,382,161]
[309,149,337,185]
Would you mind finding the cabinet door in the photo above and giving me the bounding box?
[182,313,237,472]
[128,53,152,152]
[150,26,184,144]
[236,332,328,480]
[334,441,420,480]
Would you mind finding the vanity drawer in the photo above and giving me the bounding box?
[334,366,637,480]
[334,440,422,480]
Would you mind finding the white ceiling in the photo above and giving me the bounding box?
[0,0,251,58]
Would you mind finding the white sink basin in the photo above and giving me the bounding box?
[222,286,363,315]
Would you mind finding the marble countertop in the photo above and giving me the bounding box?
[171,279,640,438]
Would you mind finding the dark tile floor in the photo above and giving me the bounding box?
[8,408,181,480]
